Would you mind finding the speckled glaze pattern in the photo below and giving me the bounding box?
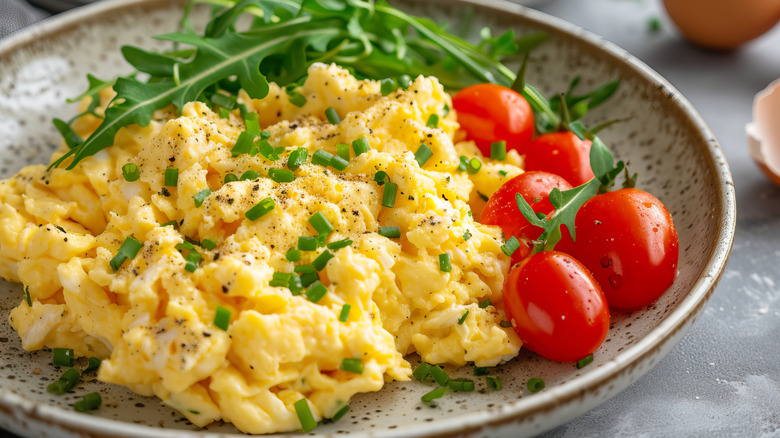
[0,0,736,437]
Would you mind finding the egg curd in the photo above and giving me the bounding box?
[0,63,524,434]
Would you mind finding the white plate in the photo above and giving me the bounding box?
[0,0,736,437]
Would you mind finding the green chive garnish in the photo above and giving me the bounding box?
[467,158,482,174]
[378,226,400,238]
[245,197,275,220]
[421,387,448,403]
[294,265,316,274]
[287,90,307,107]
[289,275,303,295]
[300,271,319,287]
[309,212,333,235]
[339,304,351,322]
[380,78,398,96]
[286,248,302,262]
[47,368,79,395]
[463,230,472,241]
[374,171,389,186]
[214,305,230,331]
[240,170,259,181]
[499,170,508,176]
[426,114,439,128]
[332,404,349,422]
[473,367,488,376]
[429,365,449,386]
[457,310,468,325]
[270,272,293,288]
[490,141,507,161]
[193,189,211,207]
[161,220,177,228]
[325,107,341,124]
[439,253,451,272]
[499,320,513,328]
[74,392,102,412]
[298,236,318,251]
[478,298,493,308]
[330,155,349,171]
[53,348,74,367]
[326,239,352,250]
[269,168,295,183]
[24,285,31,307]
[414,144,433,167]
[122,163,140,182]
[84,357,100,373]
[176,241,202,273]
[458,155,469,171]
[382,182,397,208]
[164,168,178,187]
[287,147,308,170]
[224,173,238,184]
[413,363,432,382]
[110,236,143,271]
[231,131,256,157]
[340,358,363,374]
[447,378,474,392]
[312,250,334,271]
[294,398,317,432]
[352,137,370,156]
[577,354,594,369]
[312,149,333,167]
[527,377,545,392]
[201,239,217,250]
[210,93,237,111]
[486,376,503,391]
[244,112,260,135]
[501,236,520,256]
[257,140,282,160]
[336,143,350,161]
[305,281,328,303]
[218,107,230,119]
[398,74,412,89]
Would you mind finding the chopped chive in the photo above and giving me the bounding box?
[447,378,475,392]
[426,114,439,128]
[414,144,433,167]
[84,357,100,373]
[47,368,79,395]
[458,155,469,171]
[201,239,217,250]
[193,189,211,207]
[298,236,318,251]
[214,305,231,331]
[381,182,397,208]
[439,253,451,272]
[312,250,334,271]
[339,304,351,322]
[244,112,260,135]
[175,241,202,273]
[378,226,400,238]
[473,366,488,376]
[326,239,352,250]
[331,404,349,422]
[287,147,308,170]
[577,354,594,369]
[269,168,295,183]
[478,192,489,202]
[286,248,302,262]
[352,137,370,156]
[374,171,389,186]
[189,409,200,415]
[421,387,448,403]
[218,107,230,119]
[245,197,275,220]
[74,392,102,412]
[257,140,282,161]
[336,143,350,161]
[53,348,74,367]
[294,265,316,274]
[325,107,341,124]
[161,220,177,228]
[501,236,520,256]
[270,272,293,287]
[237,103,248,117]
[398,74,412,89]
[380,78,398,96]
[312,149,333,167]
[259,131,271,140]
[478,298,493,308]
[287,90,307,107]
[499,320,513,328]
[498,170,508,176]
[429,365,449,386]
[231,131,256,157]
[490,141,507,161]
[294,398,317,432]
[527,377,545,392]
[300,271,319,287]
[122,163,140,182]
[463,230,472,241]
[340,358,363,374]
[24,285,31,307]
[330,155,349,171]
[467,158,482,174]
[309,212,334,235]
[315,233,328,248]
[486,376,503,391]
[240,170,259,181]
[224,173,238,184]
[457,310,469,325]
[289,275,303,295]
[413,363,432,382]
[164,168,179,187]
[305,280,328,303]
[210,93,237,111]
[110,236,143,271]
[442,104,450,116]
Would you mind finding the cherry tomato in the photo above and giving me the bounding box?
[452,83,534,156]
[503,251,610,362]
[482,171,572,264]
[524,131,595,186]
[556,188,679,309]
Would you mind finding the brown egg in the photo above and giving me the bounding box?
[663,0,780,50]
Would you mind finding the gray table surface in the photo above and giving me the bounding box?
[3,0,780,437]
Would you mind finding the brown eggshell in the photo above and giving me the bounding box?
[747,79,780,186]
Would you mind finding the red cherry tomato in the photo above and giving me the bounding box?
[524,131,595,186]
[503,251,610,362]
[452,83,534,156]
[481,171,572,264]
[557,188,679,309]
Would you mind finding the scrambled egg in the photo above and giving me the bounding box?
[0,63,523,434]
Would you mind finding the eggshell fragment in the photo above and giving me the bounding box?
[747,79,780,186]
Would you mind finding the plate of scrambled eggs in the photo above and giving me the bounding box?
[0,0,734,437]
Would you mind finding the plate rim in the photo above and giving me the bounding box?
[0,0,737,436]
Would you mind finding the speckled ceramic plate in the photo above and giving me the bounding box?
[0,0,736,437]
